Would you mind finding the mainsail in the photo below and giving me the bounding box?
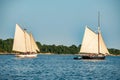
[12,24,39,53]
[80,26,109,55]
[13,24,26,52]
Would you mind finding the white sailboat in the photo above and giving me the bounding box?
[78,26,109,59]
[74,13,109,60]
[12,24,40,58]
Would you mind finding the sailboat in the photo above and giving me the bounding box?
[12,24,40,58]
[74,13,109,60]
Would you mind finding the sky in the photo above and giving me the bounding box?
[0,0,120,49]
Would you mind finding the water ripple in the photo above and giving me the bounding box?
[0,55,120,80]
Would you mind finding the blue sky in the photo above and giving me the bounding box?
[0,0,120,49]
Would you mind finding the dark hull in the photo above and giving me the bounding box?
[82,55,105,60]
[74,55,105,60]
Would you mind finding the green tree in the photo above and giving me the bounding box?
[0,38,120,55]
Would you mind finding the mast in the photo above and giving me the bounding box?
[80,13,109,55]
[98,12,100,54]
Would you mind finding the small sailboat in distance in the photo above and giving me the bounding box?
[74,12,109,60]
[12,24,40,58]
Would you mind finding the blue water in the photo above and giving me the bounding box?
[0,54,120,80]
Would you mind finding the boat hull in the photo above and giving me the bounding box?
[81,55,105,60]
[74,54,105,60]
[15,54,37,58]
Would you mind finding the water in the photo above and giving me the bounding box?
[0,54,120,80]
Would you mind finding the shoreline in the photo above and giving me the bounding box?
[0,53,120,56]
[0,53,15,55]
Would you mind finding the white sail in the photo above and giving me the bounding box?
[13,24,39,53]
[24,31,31,52]
[99,33,109,54]
[13,24,26,52]
[80,26,109,55]
[30,33,40,52]
[80,26,98,54]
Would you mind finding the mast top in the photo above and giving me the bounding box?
[98,11,100,33]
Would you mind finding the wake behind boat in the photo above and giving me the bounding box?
[74,12,109,60]
[12,24,40,58]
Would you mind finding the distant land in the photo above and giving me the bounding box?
[0,38,120,55]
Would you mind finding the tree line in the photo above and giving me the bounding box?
[0,38,120,55]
